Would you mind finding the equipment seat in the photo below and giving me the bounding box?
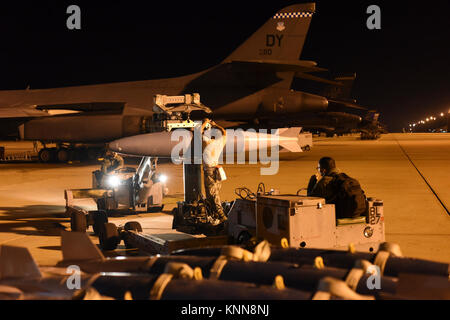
[336,216,367,226]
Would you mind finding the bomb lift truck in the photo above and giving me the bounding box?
[65,154,169,235]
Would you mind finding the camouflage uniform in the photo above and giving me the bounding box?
[101,153,124,174]
[307,168,339,203]
[202,126,227,222]
[98,153,125,188]
[203,166,226,220]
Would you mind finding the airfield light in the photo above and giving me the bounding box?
[441,113,444,117]
[426,118,429,122]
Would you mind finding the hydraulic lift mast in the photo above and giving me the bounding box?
[151,93,212,205]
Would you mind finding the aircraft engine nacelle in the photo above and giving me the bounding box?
[261,89,328,114]
[325,112,362,124]
[19,115,148,143]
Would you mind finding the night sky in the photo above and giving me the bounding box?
[0,1,449,131]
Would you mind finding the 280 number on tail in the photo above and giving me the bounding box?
[259,49,272,56]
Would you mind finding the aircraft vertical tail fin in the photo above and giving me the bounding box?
[223,3,316,63]
[61,231,105,262]
[323,73,357,100]
[0,245,42,280]
[365,111,380,122]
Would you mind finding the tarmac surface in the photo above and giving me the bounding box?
[0,133,449,266]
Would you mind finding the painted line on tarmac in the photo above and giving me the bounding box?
[395,138,450,216]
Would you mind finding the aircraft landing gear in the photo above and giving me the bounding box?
[38,147,70,163]
[38,148,56,163]
[38,144,104,163]
[57,148,70,162]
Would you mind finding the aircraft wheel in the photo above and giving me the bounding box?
[92,210,108,235]
[304,145,310,151]
[99,223,120,251]
[38,148,54,163]
[71,211,87,232]
[57,148,70,162]
[87,148,101,161]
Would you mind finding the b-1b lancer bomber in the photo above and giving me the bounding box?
[0,3,381,163]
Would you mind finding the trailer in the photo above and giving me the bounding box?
[96,192,384,254]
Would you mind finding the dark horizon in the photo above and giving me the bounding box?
[1,1,449,132]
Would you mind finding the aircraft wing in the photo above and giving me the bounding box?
[230,59,327,73]
[0,101,126,119]
[0,107,50,118]
[294,72,344,86]
[328,99,369,111]
[35,102,125,113]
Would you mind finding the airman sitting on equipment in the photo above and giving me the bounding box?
[201,119,227,225]
[307,156,367,219]
[101,151,124,175]
[307,157,340,202]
